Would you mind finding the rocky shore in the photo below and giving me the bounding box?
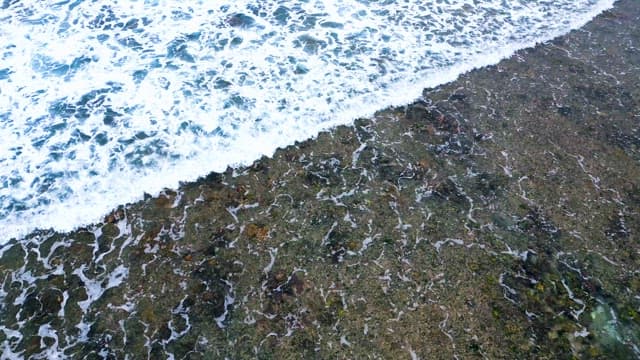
[1,0,639,358]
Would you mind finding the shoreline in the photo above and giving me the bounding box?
[1,0,639,357]
[0,1,618,243]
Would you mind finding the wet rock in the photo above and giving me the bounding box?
[433,178,467,204]
[516,207,561,241]
[245,223,269,241]
[449,92,467,102]
[324,228,350,264]
[39,288,63,316]
[604,214,630,241]
[405,101,437,123]
[376,156,404,182]
[192,261,231,320]
[0,243,25,269]
[103,208,125,224]
[476,172,509,197]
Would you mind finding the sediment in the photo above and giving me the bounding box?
[1,0,639,358]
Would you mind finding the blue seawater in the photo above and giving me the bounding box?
[0,0,615,241]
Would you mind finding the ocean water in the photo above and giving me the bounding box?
[0,0,615,242]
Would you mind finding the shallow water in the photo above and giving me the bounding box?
[0,0,615,240]
[2,0,639,358]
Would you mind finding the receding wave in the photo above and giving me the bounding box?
[0,0,614,241]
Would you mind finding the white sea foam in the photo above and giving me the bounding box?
[0,0,615,242]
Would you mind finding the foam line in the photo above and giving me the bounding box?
[0,0,615,241]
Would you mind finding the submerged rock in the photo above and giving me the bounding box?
[1,0,640,358]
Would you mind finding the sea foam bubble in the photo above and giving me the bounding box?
[0,0,615,242]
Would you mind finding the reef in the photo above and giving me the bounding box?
[1,0,639,358]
